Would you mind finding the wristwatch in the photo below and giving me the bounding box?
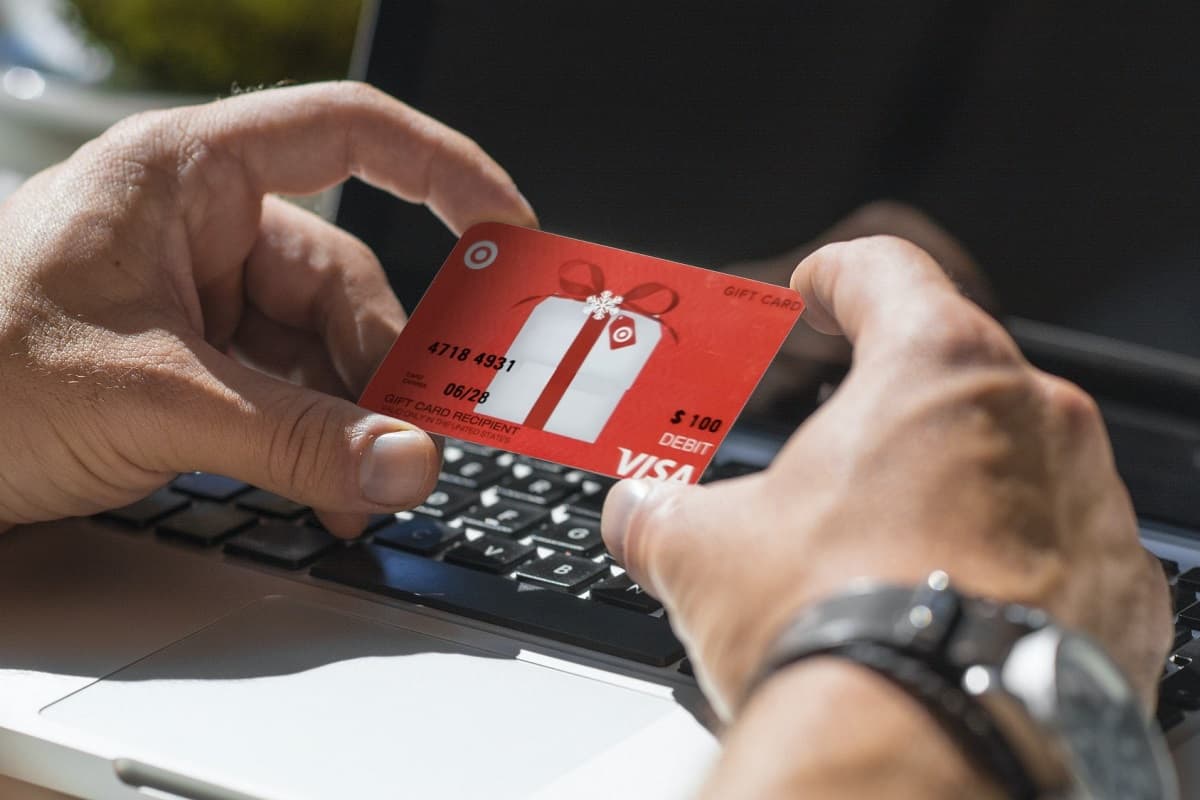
[747,571,1178,800]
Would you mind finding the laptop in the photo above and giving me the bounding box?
[5,1,1200,797]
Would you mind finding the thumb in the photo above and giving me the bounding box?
[601,478,712,604]
[163,346,439,515]
[602,476,785,718]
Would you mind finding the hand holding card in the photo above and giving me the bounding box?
[360,224,802,482]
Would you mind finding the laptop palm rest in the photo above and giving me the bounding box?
[41,596,678,799]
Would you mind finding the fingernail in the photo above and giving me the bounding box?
[601,479,656,565]
[359,430,432,506]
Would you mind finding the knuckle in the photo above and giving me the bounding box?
[342,230,384,273]
[855,233,934,264]
[102,109,170,145]
[623,486,689,580]
[163,115,215,182]
[908,301,1020,367]
[810,235,922,273]
[1038,374,1104,432]
[267,394,342,493]
[332,80,387,110]
[92,108,210,196]
[846,199,911,227]
[104,109,192,163]
[452,130,486,160]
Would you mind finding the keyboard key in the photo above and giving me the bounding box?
[1173,583,1198,613]
[515,554,607,592]
[366,513,398,531]
[445,534,535,573]
[235,489,309,519]
[1179,603,1200,630]
[224,523,339,569]
[1159,558,1181,579]
[678,658,694,677]
[710,461,761,481]
[529,518,604,555]
[373,517,461,556]
[171,473,250,502]
[1162,666,1200,711]
[497,474,571,506]
[1176,567,1200,591]
[414,483,476,519]
[306,513,395,533]
[590,574,663,614]
[566,489,608,519]
[440,458,508,490]
[582,474,617,492]
[1157,701,1185,732]
[454,441,500,457]
[1174,622,1194,650]
[460,501,548,536]
[98,488,190,528]
[1161,640,1200,711]
[310,544,684,666]
[157,503,257,546]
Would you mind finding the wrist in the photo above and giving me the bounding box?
[700,657,1003,800]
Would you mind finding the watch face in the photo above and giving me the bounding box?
[1054,634,1176,800]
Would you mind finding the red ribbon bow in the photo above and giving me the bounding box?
[515,259,681,343]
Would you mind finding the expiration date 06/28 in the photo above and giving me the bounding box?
[444,382,490,404]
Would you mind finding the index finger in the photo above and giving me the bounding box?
[789,235,1017,365]
[182,81,537,235]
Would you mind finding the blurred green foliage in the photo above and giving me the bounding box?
[71,0,362,94]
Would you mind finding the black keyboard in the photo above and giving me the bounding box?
[95,441,732,668]
[95,440,1200,730]
[1156,561,1200,732]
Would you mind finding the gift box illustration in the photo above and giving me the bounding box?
[478,259,679,443]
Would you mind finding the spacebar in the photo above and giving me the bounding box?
[310,544,684,666]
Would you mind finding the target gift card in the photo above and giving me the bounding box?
[360,223,803,483]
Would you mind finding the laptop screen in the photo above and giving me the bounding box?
[337,1,1200,361]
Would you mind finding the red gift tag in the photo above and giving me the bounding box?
[359,223,803,483]
[609,315,637,349]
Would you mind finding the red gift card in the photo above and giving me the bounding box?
[360,223,803,483]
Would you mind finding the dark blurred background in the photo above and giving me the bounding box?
[339,1,1200,360]
[3,0,1199,359]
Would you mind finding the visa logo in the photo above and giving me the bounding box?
[615,448,695,483]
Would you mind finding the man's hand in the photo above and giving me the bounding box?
[602,236,1172,794]
[0,82,537,536]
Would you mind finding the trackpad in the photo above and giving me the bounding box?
[42,596,679,799]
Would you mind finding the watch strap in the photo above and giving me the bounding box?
[746,577,1047,799]
[809,640,1040,800]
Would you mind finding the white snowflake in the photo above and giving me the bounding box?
[583,289,624,320]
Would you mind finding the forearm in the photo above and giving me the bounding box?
[699,658,1003,799]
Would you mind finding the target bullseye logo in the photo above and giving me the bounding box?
[464,240,499,270]
[609,315,637,349]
